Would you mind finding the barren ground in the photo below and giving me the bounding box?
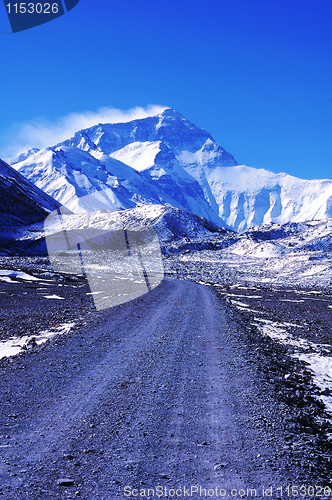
[0,259,331,499]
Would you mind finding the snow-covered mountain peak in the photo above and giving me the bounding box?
[156,107,182,120]
[56,108,235,159]
[10,108,332,231]
[152,108,212,151]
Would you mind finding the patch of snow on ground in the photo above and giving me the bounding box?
[297,353,332,414]
[301,265,330,276]
[0,277,18,283]
[280,299,305,303]
[44,294,65,300]
[0,322,76,359]
[197,281,210,286]
[218,292,262,299]
[252,318,332,415]
[0,270,40,281]
[230,300,250,308]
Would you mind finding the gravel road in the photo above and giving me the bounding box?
[0,279,330,499]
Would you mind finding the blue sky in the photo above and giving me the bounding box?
[0,0,332,179]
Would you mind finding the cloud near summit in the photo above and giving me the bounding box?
[2,105,167,160]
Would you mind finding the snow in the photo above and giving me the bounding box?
[177,146,332,230]
[8,108,332,231]
[280,299,305,303]
[110,141,162,172]
[0,270,40,281]
[0,322,75,360]
[229,240,284,258]
[220,292,262,299]
[12,139,223,226]
[298,353,332,412]
[252,319,332,415]
[301,265,330,276]
[230,300,250,307]
[44,294,65,300]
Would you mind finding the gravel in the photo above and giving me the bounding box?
[0,256,331,498]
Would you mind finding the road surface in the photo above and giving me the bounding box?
[0,279,326,499]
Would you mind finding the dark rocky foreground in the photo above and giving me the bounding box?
[0,256,96,341]
[0,258,331,498]
[215,286,332,485]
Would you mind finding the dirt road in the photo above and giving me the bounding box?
[0,280,328,499]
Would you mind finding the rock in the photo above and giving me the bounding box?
[57,478,75,486]
[22,337,37,350]
[214,462,227,470]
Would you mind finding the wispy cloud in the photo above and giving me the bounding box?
[1,104,167,161]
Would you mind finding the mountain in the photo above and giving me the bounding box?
[241,218,332,255]
[10,109,232,227]
[10,108,332,231]
[0,158,61,227]
[44,203,235,253]
[212,218,332,288]
[209,165,332,231]
[10,204,235,257]
[10,109,234,228]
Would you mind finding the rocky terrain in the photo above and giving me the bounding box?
[0,253,331,499]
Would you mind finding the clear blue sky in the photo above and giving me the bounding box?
[0,0,332,180]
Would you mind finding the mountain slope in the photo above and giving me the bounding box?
[9,204,234,257]
[0,158,61,226]
[11,146,155,214]
[242,218,332,254]
[10,108,332,231]
[206,165,332,231]
[43,204,234,250]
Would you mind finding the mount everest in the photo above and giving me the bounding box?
[5,107,332,232]
[1,109,332,302]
